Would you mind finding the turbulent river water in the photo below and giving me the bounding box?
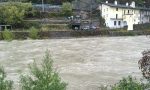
[0,36,150,90]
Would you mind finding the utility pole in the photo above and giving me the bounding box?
[76,0,80,15]
[90,0,93,28]
[42,0,44,12]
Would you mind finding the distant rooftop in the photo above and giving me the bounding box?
[101,2,150,11]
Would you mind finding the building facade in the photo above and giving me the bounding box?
[99,1,150,30]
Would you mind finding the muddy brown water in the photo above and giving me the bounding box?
[0,36,150,90]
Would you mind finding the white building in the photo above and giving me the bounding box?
[99,1,150,30]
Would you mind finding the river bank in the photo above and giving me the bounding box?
[0,30,150,40]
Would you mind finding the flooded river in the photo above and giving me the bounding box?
[0,36,150,90]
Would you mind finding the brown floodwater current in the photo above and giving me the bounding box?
[0,36,150,90]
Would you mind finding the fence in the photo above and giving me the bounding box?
[32,4,62,13]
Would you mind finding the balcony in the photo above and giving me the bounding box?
[144,15,150,17]
[124,10,133,15]
[110,18,123,20]
[124,13,133,15]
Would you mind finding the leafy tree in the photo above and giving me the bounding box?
[20,51,67,90]
[62,2,73,16]
[0,66,13,90]
[0,2,33,27]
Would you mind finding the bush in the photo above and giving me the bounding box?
[111,76,145,90]
[20,51,67,90]
[139,50,150,79]
[28,27,39,39]
[2,29,15,41]
[0,66,13,90]
[62,2,72,16]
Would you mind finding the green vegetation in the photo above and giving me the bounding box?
[99,17,106,27]
[0,66,13,90]
[2,29,15,41]
[139,50,150,79]
[112,76,145,90]
[28,27,39,39]
[20,51,67,90]
[0,2,33,27]
[62,2,73,16]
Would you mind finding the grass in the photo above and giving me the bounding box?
[0,66,13,90]
[28,27,39,39]
[2,29,15,41]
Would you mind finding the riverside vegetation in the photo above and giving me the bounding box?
[0,51,67,90]
[0,50,150,90]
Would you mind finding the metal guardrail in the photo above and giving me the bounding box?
[32,4,62,12]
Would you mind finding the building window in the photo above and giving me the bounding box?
[118,21,121,25]
[106,14,108,17]
[124,10,125,14]
[114,21,116,26]
[128,10,130,14]
[116,8,118,11]
[116,14,118,19]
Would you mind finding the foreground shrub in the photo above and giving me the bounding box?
[28,27,39,39]
[0,66,13,90]
[111,76,145,90]
[2,29,14,41]
[139,50,150,79]
[20,51,67,90]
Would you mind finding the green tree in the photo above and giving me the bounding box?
[0,2,33,27]
[62,2,73,16]
[0,66,13,90]
[20,51,67,90]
